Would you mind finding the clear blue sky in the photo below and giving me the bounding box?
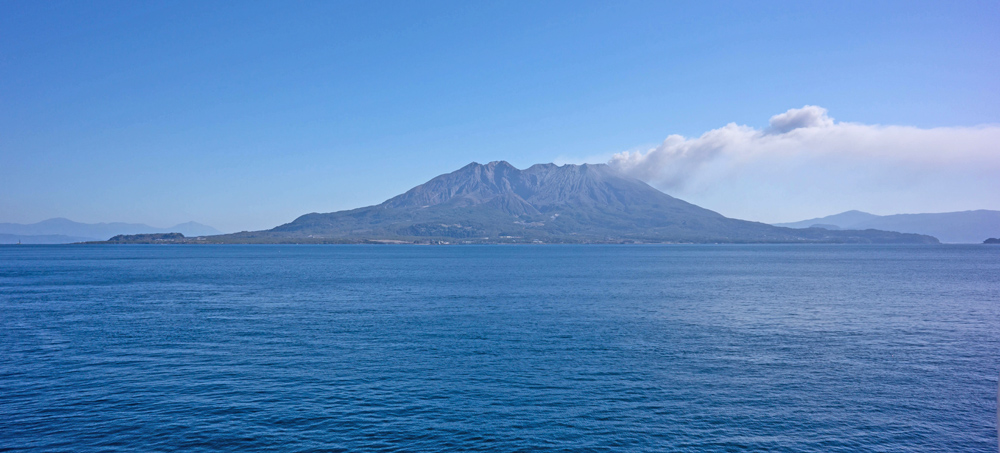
[2,1,998,232]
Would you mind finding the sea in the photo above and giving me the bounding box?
[1,244,997,452]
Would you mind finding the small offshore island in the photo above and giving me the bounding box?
[984,238,1000,244]
[90,162,938,245]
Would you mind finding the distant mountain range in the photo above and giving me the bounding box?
[774,210,1000,243]
[109,161,935,244]
[0,218,222,244]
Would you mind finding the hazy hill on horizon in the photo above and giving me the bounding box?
[774,210,1000,243]
[196,161,936,244]
[0,218,222,244]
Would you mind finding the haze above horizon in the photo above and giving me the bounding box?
[2,1,998,233]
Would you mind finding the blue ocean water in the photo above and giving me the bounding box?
[1,244,997,452]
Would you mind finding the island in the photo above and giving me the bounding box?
[81,162,943,245]
[105,233,190,243]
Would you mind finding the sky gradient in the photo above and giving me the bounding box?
[2,1,998,232]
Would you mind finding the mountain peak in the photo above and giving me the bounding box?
[486,160,514,168]
[39,217,78,225]
[462,160,514,168]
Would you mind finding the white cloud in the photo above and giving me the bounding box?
[608,106,1000,221]
[766,105,834,133]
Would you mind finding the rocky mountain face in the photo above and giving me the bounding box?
[218,161,937,244]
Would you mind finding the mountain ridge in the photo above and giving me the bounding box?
[775,210,1000,243]
[0,218,222,244]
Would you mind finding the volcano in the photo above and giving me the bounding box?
[206,161,938,244]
